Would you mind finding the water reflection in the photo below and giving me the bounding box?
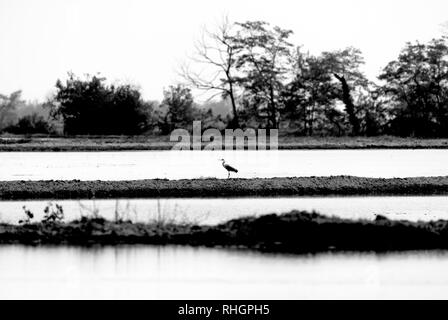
[0,245,448,299]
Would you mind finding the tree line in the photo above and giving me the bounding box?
[1,19,448,137]
[182,19,448,137]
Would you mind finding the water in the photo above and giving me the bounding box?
[1,149,447,299]
[0,245,447,299]
[1,149,448,180]
[1,196,447,225]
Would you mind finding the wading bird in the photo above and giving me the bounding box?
[220,159,238,178]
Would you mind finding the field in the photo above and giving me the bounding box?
[2,135,448,253]
[2,135,448,151]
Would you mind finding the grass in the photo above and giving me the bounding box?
[2,176,448,200]
[2,210,448,253]
[2,135,448,151]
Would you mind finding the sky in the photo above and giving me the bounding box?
[0,0,447,102]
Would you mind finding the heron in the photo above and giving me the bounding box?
[22,206,33,219]
[220,159,238,178]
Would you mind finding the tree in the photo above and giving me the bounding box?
[232,21,293,129]
[48,73,153,135]
[320,47,368,135]
[0,90,23,130]
[158,84,195,134]
[354,86,389,136]
[379,38,448,137]
[282,48,342,135]
[3,113,52,135]
[181,17,241,128]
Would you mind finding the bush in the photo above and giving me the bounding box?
[3,113,53,134]
[48,73,154,135]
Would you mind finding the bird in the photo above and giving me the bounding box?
[22,206,33,219]
[220,159,238,179]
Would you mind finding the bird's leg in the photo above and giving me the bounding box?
[228,172,230,179]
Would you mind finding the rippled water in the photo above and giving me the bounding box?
[1,196,447,225]
[1,149,448,180]
[0,245,447,299]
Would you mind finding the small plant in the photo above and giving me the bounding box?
[113,200,136,223]
[78,200,100,219]
[42,203,64,224]
[114,200,120,222]
[149,200,198,227]
[18,206,34,225]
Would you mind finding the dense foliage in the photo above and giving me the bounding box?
[48,73,153,135]
[3,113,52,134]
[379,39,448,137]
[2,21,448,137]
[184,20,448,137]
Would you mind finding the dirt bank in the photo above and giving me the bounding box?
[1,211,448,253]
[1,176,448,200]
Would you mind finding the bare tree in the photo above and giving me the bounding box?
[181,17,240,128]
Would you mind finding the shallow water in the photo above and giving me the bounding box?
[1,195,448,225]
[1,149,448,180]
[0,245,447,299]
[1,149,447,300]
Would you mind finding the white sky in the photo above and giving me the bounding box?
[0,0,447,102]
